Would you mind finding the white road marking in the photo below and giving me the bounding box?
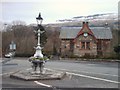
[79,71,118,77]
[66,72,120,84]
[1,68,35,77]
[34,81,52,87]
[45,68,120,84]
[0,72,14,76]
[26,68,52,87]
[46,67,118,77]
[1,68,31,76]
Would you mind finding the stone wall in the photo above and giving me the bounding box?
[60,39,71,56]
[60,39,112,58]
[101,40,112,57]
[74,34,97,57]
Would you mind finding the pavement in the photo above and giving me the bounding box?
[59,58,120,62]
[10,68,66,81]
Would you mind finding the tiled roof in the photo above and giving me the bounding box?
[60,26,112,39]
[90,27,112,39]
[59,27,82,39]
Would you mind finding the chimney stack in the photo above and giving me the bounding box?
[82,21,89,26]
[86,22,88,25]
[105,22,108,28]
[83,22,85,25]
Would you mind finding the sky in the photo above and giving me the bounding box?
[1,0,119,24]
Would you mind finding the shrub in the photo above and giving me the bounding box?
[29,56,49,62]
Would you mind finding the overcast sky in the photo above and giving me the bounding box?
[1,0,119,24]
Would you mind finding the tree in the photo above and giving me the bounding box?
[114,45,120,59]
[12,20,26,26]
[34,25,47,47]
[2,22,36,57]
[114,45,120,54]
[42,26,61,57]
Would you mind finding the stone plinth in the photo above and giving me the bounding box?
[10,68,66,81]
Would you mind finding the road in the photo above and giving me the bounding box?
[1,58,119,89]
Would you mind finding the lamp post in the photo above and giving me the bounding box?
[29,13,47,73]
[34,13,44,58]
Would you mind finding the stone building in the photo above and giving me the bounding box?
[59,22,113,57]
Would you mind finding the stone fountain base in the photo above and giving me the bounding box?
[10,68,66,81]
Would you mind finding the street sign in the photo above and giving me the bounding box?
[9,41,16,50]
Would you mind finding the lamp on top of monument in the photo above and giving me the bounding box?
[36,13,43,25]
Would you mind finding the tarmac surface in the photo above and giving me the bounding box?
[1,57,119,90]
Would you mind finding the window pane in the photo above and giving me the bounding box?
[86,42,90,50]
[81,42,85,49]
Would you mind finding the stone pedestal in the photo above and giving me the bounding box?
[10,68,66,81]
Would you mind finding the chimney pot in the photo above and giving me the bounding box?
[86,22,88,24]
[83,22,85,24]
